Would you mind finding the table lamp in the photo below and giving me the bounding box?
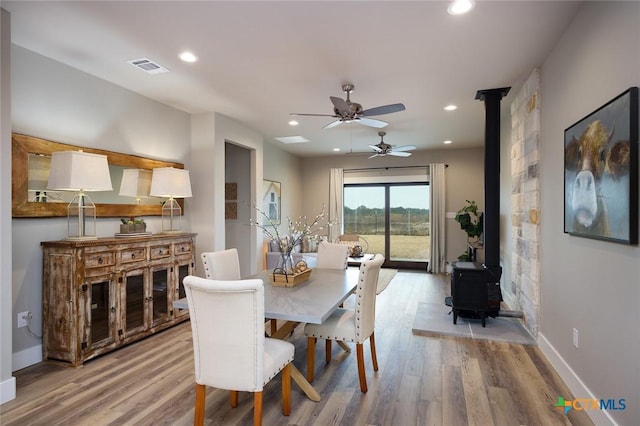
[149,167,192,232]
[119,168,152,205]
[47,150,113,240]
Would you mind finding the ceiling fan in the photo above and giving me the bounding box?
[291,83,405,129]
[368,132,416,158]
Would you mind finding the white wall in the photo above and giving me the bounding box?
[190,113,264,275]
[538,2,639,424]
[299,147,485,264]
[9,46,190,370]
[1,7,16,404]
[225,143,252,277]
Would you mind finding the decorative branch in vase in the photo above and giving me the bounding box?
[250,204,332,277]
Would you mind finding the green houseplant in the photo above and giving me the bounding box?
[454,200,483,261]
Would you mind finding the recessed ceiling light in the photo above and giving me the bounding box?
[448,0,475,15]
[274,136,310,144]
[179,51,198,63]
[288,120,299,126]
[444,104,457,111]
[444,140,453,144]
[333,148,340,152]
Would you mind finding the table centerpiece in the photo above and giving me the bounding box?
[251,204,332,285]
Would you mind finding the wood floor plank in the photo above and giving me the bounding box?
[1,270,595,426]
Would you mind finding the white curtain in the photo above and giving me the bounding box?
[328,168,343,242]
[428,163,446,273]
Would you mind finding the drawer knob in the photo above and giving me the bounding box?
[98,257,103,265]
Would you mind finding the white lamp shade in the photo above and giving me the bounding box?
[47,151,113,191]
[119,169,152,197]
[150,167,192,198]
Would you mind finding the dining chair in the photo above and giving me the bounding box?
[316,241,350,269]
[304,253,385,393]
[201,248,278,335]
[201,248,241,280]
[183,275,294,426]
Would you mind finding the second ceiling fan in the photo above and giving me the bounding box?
[291,83,405,129]
[369,131,416,158]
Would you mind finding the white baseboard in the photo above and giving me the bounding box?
[538,333,617,426]
[0,376,16,404]
[12,344,42,372]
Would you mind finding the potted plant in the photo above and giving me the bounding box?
[454,200,483,261]
[120,217,146,234]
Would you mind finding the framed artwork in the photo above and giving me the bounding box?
[564,87,638,244]
[225,182,237,201]
[225,202,237,220]
[262,179,281,225]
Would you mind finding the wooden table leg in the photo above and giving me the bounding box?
[290,364,321,402]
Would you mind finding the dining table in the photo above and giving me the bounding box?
[174,266,361,402]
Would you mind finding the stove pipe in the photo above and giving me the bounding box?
[475,87,510,268]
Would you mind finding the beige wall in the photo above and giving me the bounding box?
[9,46,191,370]
[538,3,639,424]
[298,147,485,265]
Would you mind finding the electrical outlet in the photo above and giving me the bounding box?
[572,328,579,348]
[17,311,30,328]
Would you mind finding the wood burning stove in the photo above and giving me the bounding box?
[447,261,502,327]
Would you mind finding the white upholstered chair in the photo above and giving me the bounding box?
[183,276,294,426]
[316,241,350,269]
[201,248,241,280]
[304,253,385,393]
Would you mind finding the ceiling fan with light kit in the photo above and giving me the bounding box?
[368,131,416,158]
[290,83,406,129]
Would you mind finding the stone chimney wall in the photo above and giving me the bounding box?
[509,69,541,337]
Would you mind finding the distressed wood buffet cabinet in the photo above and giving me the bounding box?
[41,233,196,366]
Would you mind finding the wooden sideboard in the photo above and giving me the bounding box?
[42,233,196,366]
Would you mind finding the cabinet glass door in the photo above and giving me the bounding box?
[80,277,116,352]
[122,268,148,338]
[174,261,193,319]
[151,267,170,326]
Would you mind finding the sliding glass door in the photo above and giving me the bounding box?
[344,183,429,269]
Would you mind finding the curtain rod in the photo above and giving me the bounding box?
[343,164,448,172]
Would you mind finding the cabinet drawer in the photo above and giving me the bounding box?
[175,241,193,256]
[150,245,172,259]
[85,252,116,269]
[121,248,147,264]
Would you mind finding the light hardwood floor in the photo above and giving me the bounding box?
[1,271,594,425]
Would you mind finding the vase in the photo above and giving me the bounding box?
[274,252,295,275]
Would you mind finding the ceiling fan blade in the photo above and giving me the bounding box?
[391,145,416,152]
[361,103,406,116]
[388,151,412,157]
[358,117,388,128]
[368,153,383,159]
[330,96,350,117]
[323,119,343,129]
[290,112,337,117]
[368,144,383,152]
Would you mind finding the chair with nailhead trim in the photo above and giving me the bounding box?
[303,254,384,393]
[183,275,294,425]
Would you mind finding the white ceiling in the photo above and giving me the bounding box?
[3,1,581,157]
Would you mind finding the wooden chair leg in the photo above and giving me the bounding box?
[194,383,206,426]
[253,391,263,426]
[230,390,238,407]
[369,332,379,371]
[356,343,368,393]
[307,337,316,382]
[325,339,332,364]
[281,363,291,416]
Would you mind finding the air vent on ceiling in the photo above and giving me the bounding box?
[127,58,169,74]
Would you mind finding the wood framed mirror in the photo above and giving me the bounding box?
[12,133,185,218]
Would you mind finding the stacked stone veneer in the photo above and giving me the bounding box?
[509,69,541,337]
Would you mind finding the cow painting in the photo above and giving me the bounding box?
[564,88,638,244]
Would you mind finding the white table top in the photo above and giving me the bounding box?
[174,267,360,324]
